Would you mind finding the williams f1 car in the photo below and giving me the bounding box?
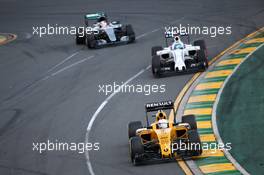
[151,31,208,77]
[76,12,135,48]
[128,100,202,165]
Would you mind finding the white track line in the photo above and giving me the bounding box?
[51,55,94,76]
[10,54,93,95]
[212,43,264,175]
[38,55,94,83]
[136,28,160,39]
[46,51,80,73]
[136,17,185,40]
[85,65,151,175]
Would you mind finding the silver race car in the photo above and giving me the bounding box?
[76,12,135,49]
[151,32,208,77]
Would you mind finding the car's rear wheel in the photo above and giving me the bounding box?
[85,18,89,26]
[151,46,163,56]
[182,115,197,130]
[129,136,144,165]
[128,121,143,139]
[125,24,135,43]
[152,55,161,78]
[188,130,202,156]
[76,27,86,45]
[194,40,208,70]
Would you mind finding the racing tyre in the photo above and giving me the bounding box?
[151,46,163,56]
[129,136,144,165]
[86,34,97,49]
[188,130,202,156]
[128,121,143,138]
[85,18,89,26]
[125,24,135,43]
[76,28,86,45]
[182,115,197,130]
[152,55,161,78]
[194,40,208,70]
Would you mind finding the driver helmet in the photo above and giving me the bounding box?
[173,36,184,49]
[158,119,169,129]
[174,35,180,42]
[156,110,167,121]
[98,16,108,28]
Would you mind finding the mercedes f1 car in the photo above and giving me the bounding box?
[128,100,202,165]
[151,31,208,77]
[76,12,135,48]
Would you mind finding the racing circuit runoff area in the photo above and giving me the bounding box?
[0,0,264,175]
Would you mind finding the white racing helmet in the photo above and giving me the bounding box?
[158,119,169,129]
[172,35,184,49]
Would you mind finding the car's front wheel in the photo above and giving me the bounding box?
[86,34,97,49]
[188,130,202,156]
[152,55,161,78]
[129,136,144,165]
[151,46,163,56]
[76,27,86,45]
[194,40,208,70]
[125,24,135,43]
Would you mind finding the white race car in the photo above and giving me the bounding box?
[151,32,208,77]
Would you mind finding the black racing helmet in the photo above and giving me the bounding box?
[174,35,180,41]
[98,16,107,22]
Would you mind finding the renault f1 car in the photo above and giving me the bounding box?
[151,31,208,77]
[76,12,135,48]
[128,100,202,165]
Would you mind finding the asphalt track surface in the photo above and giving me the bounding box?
[0,0,263,175]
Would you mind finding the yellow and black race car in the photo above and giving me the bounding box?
[128,100,202,165]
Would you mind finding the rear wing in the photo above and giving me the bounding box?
[145,100,174,112]
[165,30,188,38]
[85,12,107,20]
[164,30,190,46]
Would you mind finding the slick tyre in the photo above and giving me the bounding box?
[125,24,135,43]
[188,130,202,156]
[151,46,163,56]
[86,34,97,49]
[152,55,161,78]
[194,40,208,70]
[128,121,143,139]
[182,115,197,130]
[129,136,144,166]
[76,27,86,45]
